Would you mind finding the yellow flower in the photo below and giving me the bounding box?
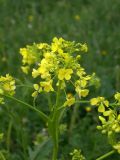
[32,84,42,97]
[90,97,109,113]
[20,46,38,67]
[0,98,4,104]
[37,43,49,49]
[101,50,108,56]
[80,89,89,97]
[114,92,120,103]
[74,15,80,21]
[90,98,99,105]
[21,66,29,74]
[80,43,88,52]
[113,142,120,153]
[75,80,89,97]
[64,94,75,107]
[58,68,73,80]
[51,37,64,53]
[85,106,92,112]
[32,69,40,78]
[28,15,34,22]
[40,80,54,92]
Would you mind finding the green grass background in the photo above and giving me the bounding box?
[0,0,120,159]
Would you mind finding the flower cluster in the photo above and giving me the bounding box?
[20,43,50,74]
[70,149,86,160]
[91,93,120,153]
[0,74,16,104]
[90,97,109,112]
[20,37,93,107]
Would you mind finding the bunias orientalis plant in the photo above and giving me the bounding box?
[0,37,120,160]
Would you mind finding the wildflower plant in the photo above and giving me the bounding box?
[0,37,120,160]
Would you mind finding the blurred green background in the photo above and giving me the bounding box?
[0,0,120,159]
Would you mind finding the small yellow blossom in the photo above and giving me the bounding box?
[32,84,42,97]
[85,106,92,112]
[113,142,120,153]
[80,43,88,52]
[58,68,73,80]
[32,69,40,78]
[37,43,49,49]
[114,92,120,103]
[0,97,4,104]
[64,94,75,107]
[28,15,34,22]
[80,89,89,97]
[51,37,64,53]
[40,80,54,92]
[21,66,29,74]
[101,50,108,56]
[74,15,80,21]
[90,97,109,113]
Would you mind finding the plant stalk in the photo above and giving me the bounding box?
[4,94,48,122]
[96,150,115,160]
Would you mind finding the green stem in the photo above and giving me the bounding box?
[6,119,13,153]
[0,152,6,160]
[4,94,48,122]
[16,84,33,88]
[47,92,52,111]
[51,85,61,160]
[96,150,115,160]
[75,100,90,104]
[68,102,79,143]
[52,144,58,160]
